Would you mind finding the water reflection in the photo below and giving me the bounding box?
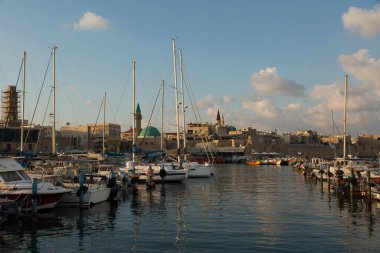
[1,165,380,252]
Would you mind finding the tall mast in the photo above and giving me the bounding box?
[132,61,136,163]
[179,49,187,160]
[103,92,106,157]
[161,80,164,151]
[52,46,57,154]
[343,75,348,162]
[172,38,181,163]
[20,51,26,152]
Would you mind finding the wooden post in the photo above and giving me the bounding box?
[32,178,38,215]
[367,170,371,200]
[327,165,331,193]
[79,173,84,207]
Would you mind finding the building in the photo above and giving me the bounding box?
[60,125,89,151]
[0,85,23,127]
[60,123,121,153]
[136,126,162,151]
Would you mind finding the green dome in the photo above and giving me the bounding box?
[139,126,161,137]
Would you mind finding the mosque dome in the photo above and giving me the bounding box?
[139,126,161,137]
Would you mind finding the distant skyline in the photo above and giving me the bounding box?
[1,1,380,136]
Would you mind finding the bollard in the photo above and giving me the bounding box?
[32,178,38,215]
[79,173,84,207]
[367,170,371,200]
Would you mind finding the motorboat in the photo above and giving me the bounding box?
[0,158,71,211]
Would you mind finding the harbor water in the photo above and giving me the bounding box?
[1,164,380,252]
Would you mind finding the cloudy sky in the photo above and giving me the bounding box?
[1,0,380,136]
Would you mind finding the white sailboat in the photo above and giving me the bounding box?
[177,49,210,178]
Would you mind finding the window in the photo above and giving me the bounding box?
[0,171,22,182]
[17,170,31,180]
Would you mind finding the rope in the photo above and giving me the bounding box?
[25,52,52,149]
[183,66,214,163]
[34,88,52,153]
[113,64,132,123]
[142,85,162,142]
[89,96,104,150]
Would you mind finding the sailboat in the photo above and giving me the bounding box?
[177,49,211,178]
[328,75,373,195]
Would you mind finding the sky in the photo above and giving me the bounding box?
[1,0,380,137]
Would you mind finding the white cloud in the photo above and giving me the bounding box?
[342,5,380,37]
[73,11,109,31]
[250,67,305,97]
[339,49,380,94]
[197,95,232,109]
[242,98,278,119]
[223,96,232,103]
[85,99,94,105]
[285,103,301,110]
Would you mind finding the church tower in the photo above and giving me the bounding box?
[135,103,142,136]
[216,110,221,126]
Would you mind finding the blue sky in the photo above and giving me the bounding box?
[1,0,380,136]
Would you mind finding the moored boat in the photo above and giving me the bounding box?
[187,162,211,178]
[246,160,260,166]
[0,158,71,211]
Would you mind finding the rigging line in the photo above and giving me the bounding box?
[56,58,83,125]
[34,88,52,154]
[183,66,214,162]
[113,64,132,123]
[25,52,52,145]
[331,109,341,135]
[14,58,23,88]
[91,97,105,137]
[141,85,162,142]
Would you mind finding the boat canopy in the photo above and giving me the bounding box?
[0,158,25,172]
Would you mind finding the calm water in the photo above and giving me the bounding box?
[1,164,380,252]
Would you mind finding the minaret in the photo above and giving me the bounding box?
[216,110,221,126]
[135,103,142,136]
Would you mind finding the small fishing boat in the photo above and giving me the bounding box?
[246,160,260,166]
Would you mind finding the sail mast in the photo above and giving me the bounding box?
[172,38,181,163]
[161,80,164,151]
[20,51,26,152]
[52,46,57,154]
[343,75,348,162]
[179,49,187,161]
[103,92,106,157]
[132,61,136,163]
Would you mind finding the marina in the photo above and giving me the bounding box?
[1,164,380,252]
[1,1,380,252]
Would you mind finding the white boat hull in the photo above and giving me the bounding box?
[188,163,211,178]
[136,164,187,183]
[58,187,110,207]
